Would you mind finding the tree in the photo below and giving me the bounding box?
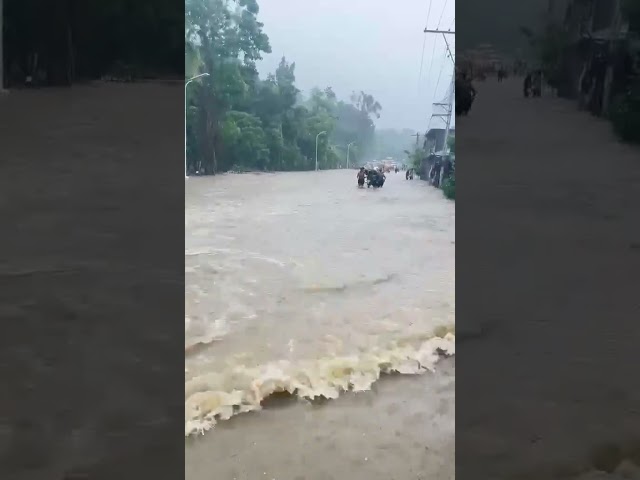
[518,11,569,88]
[185,0,383,174]
[4,0,183,86]
[220,111,270,170]
[623,0,640,31]
[185,0,271,173]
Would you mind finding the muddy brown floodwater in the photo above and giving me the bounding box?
[185,170,455,479]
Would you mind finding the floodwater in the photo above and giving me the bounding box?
[457,77,640,478]
[185,170,455,479]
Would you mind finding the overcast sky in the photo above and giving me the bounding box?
[256,0,455,133]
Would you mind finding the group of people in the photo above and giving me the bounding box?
[426,154,454,188]
[357,167,386,188]
[523,70,543,98]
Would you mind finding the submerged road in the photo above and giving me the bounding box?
[458,77,640,478]
[185,170,455,480]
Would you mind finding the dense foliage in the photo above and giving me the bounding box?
[3,0,183,85]
[443,136,455,200]
[614,0,640,143]
[405,147,424,172]
[519,20,569,90]
[442,176,456,200]
[185,0,383,174]
[520,1,640,143]
[623,0,640,31]
[610,77,640,144]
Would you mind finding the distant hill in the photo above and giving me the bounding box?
[456,0,549,57]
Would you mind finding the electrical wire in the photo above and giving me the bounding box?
[432,52,447,103]
[436,0,449,29]
[417,0,433,92]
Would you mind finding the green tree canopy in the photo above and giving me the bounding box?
[185,0,383,174]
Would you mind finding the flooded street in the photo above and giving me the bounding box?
[457,77,640,478]
[185,170,455,479]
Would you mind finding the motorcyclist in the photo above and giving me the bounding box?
[367,168,385,188]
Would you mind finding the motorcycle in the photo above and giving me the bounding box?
[367,172,385,188]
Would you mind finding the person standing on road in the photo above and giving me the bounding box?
[456,72,476,115]
[532,70,543,97]
[357,167,366,187]
[523,73,532,97]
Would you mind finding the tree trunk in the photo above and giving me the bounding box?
[0,0,4,90]
[66,0,76,84]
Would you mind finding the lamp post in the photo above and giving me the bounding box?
[315,131,327,171]
[185,73,209,178]
[346,141,356,168]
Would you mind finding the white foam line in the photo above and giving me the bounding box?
[184,332,455,436]
[184,247,287,267]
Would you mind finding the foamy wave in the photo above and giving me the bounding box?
[185,328,455,436]
[184,247,287,267]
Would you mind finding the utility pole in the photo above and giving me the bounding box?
[411,132,421,147]
[347,141,356,168]
[442,75,454,156]
[185,73,210,178]
[315,131,327,171]
[423,27,455,156]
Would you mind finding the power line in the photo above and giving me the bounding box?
[423,19,455,154]
[425,0,451,99]
[423,4,454,134]
[417,0,433,92]
[424,32,438,96]
[436,0,449,29]
[432,54,446,103]
[418,37,428,90]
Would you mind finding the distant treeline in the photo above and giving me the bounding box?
[3,0,183,86]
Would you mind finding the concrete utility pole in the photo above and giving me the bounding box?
[315,131,327,171]
[442,75,455,156]
[185,73,210,178]
[411,132,421,147]
[346,141,356,168]
[423,27,455,155]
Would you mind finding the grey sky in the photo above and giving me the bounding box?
[256,0,455,133]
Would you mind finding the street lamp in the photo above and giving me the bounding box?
[315,131,327,171]
[185,73,210,178]
[346,141,356,169]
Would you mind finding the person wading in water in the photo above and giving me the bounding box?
[523,72,532,97]
[357,167,366,188]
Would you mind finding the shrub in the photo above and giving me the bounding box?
[442,175,455,200]
[610,80,640,144]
